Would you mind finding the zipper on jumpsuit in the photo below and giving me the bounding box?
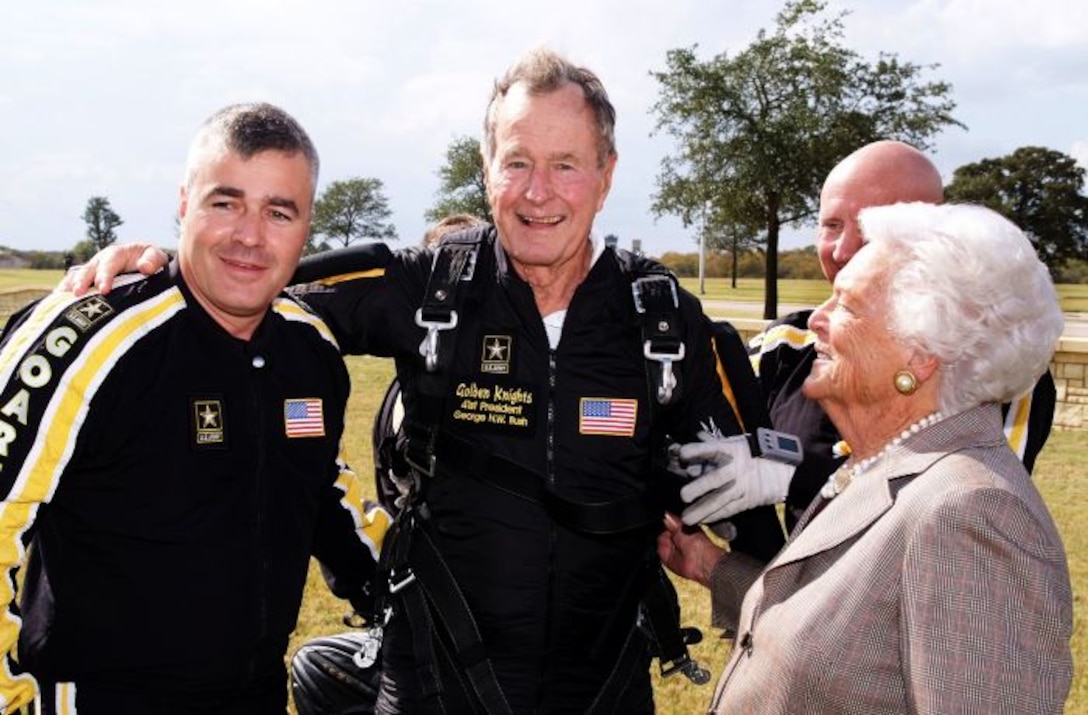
[246,348,269,683]
[538,347,559,708]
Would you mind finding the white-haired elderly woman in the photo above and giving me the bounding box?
[659,202,1073,714]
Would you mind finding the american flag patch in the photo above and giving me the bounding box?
[579,398,637,436]
[284,398,325,438]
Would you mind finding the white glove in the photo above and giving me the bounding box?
[674,432,795,526]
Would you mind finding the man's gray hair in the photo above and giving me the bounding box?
[859,202,1063,415]
[184,102,319,194]
[483,47,616,168]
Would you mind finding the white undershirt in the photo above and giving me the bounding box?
[541,237,605,349]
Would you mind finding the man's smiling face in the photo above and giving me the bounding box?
[484,81,615,274]
[177,147,313,338]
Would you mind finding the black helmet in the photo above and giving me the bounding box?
[371,377,406,515]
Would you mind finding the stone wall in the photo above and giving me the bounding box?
[1054,337,1088,430]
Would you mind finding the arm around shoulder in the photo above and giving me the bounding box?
[291,243,394,286]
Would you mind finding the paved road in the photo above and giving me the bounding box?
[700,299,1088,340]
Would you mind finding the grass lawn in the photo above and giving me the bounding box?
[291,355,1087,714]
[0,268,64,289]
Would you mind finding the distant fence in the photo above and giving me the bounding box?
[2,288,1084,431]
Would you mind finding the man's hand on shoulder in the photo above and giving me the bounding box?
[59,243,170,296]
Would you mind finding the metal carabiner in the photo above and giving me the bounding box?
[643,341,685,404]
[415,309,458,372]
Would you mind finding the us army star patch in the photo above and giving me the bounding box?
[65,296,113,331]
[192,398,226,447]
[480,335,511,374]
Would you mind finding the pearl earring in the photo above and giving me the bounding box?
[894,370,918,395]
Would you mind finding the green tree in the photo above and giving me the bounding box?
[71,239,99,264]
[1052,257,1088,284]
[303,236,333,256]
[651,0,962,318]
[23,250,67,270]
[82,196,123,250]
[778,245,824,279]
[312,177,398,248]
[658,251,700,277]
[946,146,1088,270]
[701,206,762,288]
[425,136,492,224]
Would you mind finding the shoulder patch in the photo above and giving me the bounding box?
[273,297,340,350]
[64,295,114,331]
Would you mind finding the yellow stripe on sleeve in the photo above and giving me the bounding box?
[273,298,340,351]
[758,323,815,354]
[748,323,814,378]
[11,289,185,504]
[0,292,87,385]
[710,338,746,432]
[1003,388,1033,460]
[56,681,76,715]
[0,289,185,711]
[333,453,390,562]
[316,269,386,286]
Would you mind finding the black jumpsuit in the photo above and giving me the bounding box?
[293,226,751,713]
[0,265,382,714]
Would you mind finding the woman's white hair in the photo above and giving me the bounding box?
[858,202,1063,415]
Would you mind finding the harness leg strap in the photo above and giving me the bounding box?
[401,527,514,715]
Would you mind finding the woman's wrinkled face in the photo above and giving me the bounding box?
[803,245,911,413]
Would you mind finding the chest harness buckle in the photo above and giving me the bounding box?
[415,239,479,372]
[632,273,685,405]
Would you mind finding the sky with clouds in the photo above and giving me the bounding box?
[2,0,1086,257]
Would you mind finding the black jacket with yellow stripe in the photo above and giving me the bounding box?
[0,264,384,712]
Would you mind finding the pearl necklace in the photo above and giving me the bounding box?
[820,412,944,500]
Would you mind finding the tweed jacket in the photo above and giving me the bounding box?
[708,404,1073,714]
